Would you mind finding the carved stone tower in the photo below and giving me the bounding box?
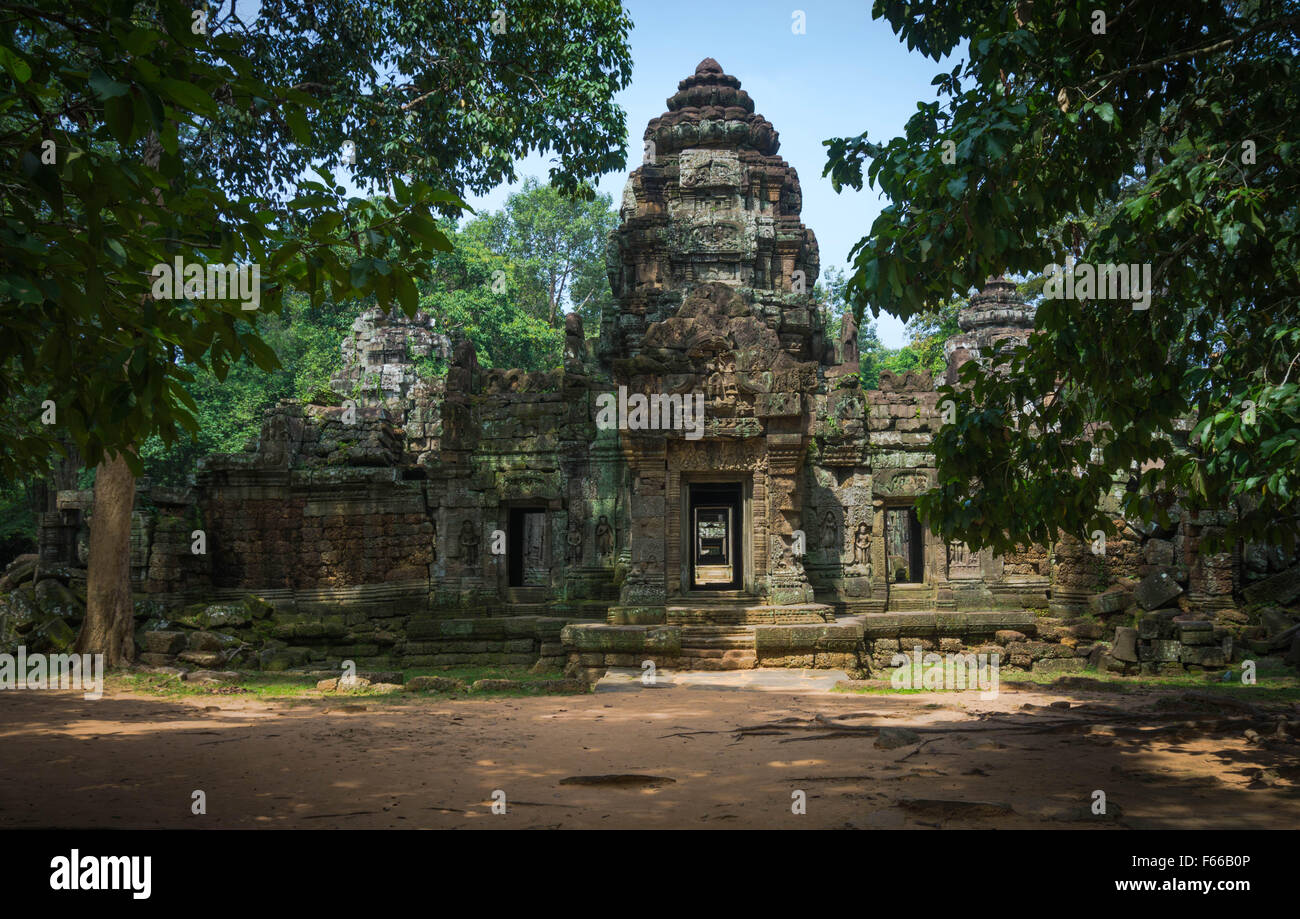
[599,59,831,624]
[943,277,1037,385]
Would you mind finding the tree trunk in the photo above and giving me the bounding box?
[75,129,160,668]
[76,449,136,666]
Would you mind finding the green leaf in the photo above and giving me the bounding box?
[0,46,31,83]
[89,68,130,100]
[158,78,217,118]
[104,93,135,144]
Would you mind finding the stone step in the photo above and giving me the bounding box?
[681,635,754,650]
[667,605,833,626]
[887,598,937,611]
[506,587,547,604]
[678,647,755,660]
[496,604,549,616]
[682,626,754,637]
[675,654,757,671]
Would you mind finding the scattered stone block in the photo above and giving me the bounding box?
[1143,538,1176,567]
[32,616,77,652]
[318,674,371,692]
[1241,566,1300,606]
[1134,570,1183,610]
[1138,609,1180,639]
[199,603,249,629]
[359,670,403,685]
[178,650,224,668]
[1260,607,1297,638]
[1111,627,1139,662]
[1031,658,1088,675]
[1177,621,1214,646]
[1179,646,1226,667]
[142,630,187,655]
[404,676,466,693]
[34,579,81,619]
[875,727,922,749]
[1145,640,1181,663]
[185,670,240,684]
[0,556,38,590]
[1088,588,1131,615]
[1067,620,1104,640]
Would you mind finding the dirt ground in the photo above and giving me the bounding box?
[1,682,1297,829]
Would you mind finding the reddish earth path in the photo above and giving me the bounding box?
[1,684,1296,829]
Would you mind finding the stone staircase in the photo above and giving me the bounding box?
[666,593,833,626]
[678,625,756,671]
[886,587,956,613]
[504,586,549,615]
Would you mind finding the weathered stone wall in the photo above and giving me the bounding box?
[10,60,1297,680]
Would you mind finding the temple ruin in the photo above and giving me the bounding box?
[5,60,1298,681]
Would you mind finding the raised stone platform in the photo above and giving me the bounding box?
[560,608,1092,682]
[665,602,834,626]
[857,609,1037,639]
[595,667,849,694]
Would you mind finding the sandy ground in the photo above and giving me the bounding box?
[1,681,1297,829]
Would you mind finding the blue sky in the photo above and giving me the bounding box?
[463,0,957,347]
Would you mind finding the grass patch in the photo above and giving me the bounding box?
[832,660,1300,701]
[110,663,583,701]
[403,664,563,684]
[1000,662,1300,701]
[109,671,321,699]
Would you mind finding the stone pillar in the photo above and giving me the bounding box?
[1185,517,1236,612]
[608,438,668,623]
[870,500,889,598]
[37,511,75,566]
[763,433,814,604]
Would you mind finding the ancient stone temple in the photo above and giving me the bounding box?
[599,56,829,626]
[10,60,1296,680]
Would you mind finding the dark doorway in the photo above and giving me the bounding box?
[885,506,924,584]
[508,507,547,587]
[688,482,743,590]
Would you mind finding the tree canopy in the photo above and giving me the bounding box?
[0,0,633,481]
[825,0,1300,553]
[471,177,618,330]
[1,0,632,661]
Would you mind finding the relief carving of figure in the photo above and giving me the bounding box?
[820,510,838,551]
[839,309,859,365]
[851,521,870,567]
[706,355,738,407]
[595,515,614,558]
[564,312,585,369]
[566,525,583,566]
[459,519,480,562]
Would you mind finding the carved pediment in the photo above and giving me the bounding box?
[875,469,933,496]
[678,149,743,189]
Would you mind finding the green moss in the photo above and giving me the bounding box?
[109,663,582,702]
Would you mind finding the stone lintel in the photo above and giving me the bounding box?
[561,623,681,653]
[860,610,1036,639]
